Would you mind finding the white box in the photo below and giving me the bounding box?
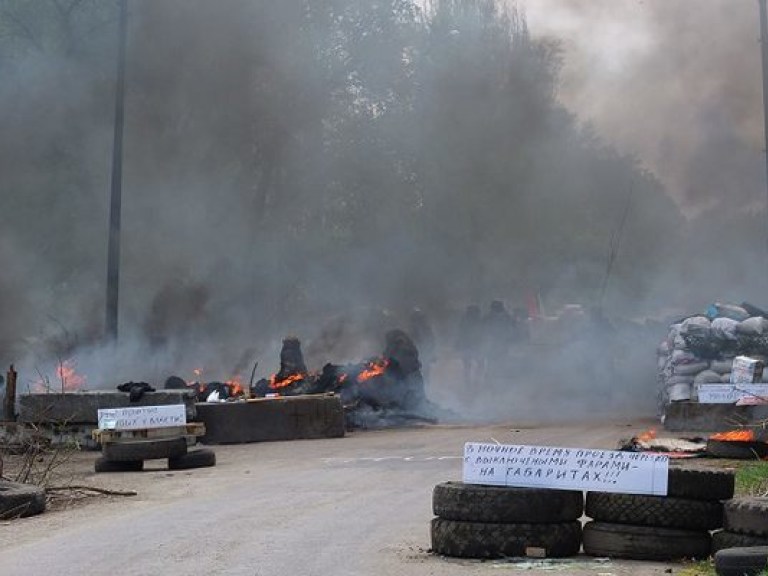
[730,356,764,384]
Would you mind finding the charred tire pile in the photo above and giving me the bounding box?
[583,466,734,561]
[430,482,583,559]
[712,498,768,553]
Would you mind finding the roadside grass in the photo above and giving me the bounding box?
[735,460,768,497]
[678,559,715,576]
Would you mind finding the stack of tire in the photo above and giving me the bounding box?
[582,465,734,561]
[95,437,216,473]
[430,482,583,559]
[713,497,768,554]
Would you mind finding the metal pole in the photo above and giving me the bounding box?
[106,0,127,341]
[759,0,768,254]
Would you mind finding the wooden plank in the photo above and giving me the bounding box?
[4,365,17,421]
[92,422,205,443]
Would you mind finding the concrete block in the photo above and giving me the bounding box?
[663,402,753,432]
[18,391,197,424]
[197,394,345,444]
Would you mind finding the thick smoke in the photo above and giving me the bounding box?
[0,0,762,423]
[526,0,764,209]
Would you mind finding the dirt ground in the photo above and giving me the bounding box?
[0,419,724,576]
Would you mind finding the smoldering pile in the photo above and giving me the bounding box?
[248,333,439,428]
[657,302,768,406]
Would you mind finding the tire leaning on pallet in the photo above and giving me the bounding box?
[432,482,583,523]
[102,437,188,462]
[724,498,768,537]
[168,449,216,470]
[667,465,735,500]
[94,457,144,473]
[715,546,768,576]
[585,492,724,530]
[713,530,768,552]
[582,521,711,561]
[0,481,46,519]
[430,518,581,559]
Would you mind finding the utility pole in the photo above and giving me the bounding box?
[759,0,768,253]
[106,0,127,341]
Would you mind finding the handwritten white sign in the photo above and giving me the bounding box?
[697,384,768,404]
[463,443,668,496]
[98,404,186,430]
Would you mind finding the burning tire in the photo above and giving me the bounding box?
[724,498,768,537]
[430,518,581,559]
[432,482,583,523]
[582,521,711,561]
[667,465,735,500]
[168,448,216,470]
[0,481,46,519]
[706,440,768,460]
[102,437,188,462]
[585,492,724,530]
[714,546,768,576]
[94,457,144,473]
[713,530,768,552]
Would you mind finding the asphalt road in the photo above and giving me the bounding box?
[0,420,679,576]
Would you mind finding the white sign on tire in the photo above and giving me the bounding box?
[463,443,668,496]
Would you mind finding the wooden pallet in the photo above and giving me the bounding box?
[92,422,206,443]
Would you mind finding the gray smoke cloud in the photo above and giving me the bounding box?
[525,0,765,208]
[0,0,764,425]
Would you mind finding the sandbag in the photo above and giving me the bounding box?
[694,370,723,384]
[670,350,698,366]
[711,318,739,341]
[721,373,732,383]
[710,359,735,374]
[667,375,695,385]
[673,362,709,376]
[681,316,711,338]
[707,303,750,322]
[737,317,768,336]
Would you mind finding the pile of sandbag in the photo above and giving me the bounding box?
[657,303,768,406]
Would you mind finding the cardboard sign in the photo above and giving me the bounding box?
[98,404,186,430]
[463,443,668,496]
[697,383,768,404]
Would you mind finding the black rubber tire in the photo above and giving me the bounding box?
[168,448,216,470]
[724,498,768,537]
[715,546,768,576]
[430,518,581,559]
[585,492,724,530]
[102,437,187,462]
[94,457,144,473]
[706,440,768,460]
[582,521,711,561]
[0,481,46,519]
[432,482,583,523]
[667,465,735,500]
[713,530,768,552]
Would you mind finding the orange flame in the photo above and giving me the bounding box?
[711,430,756,442]
[226,376,245,396]
[637,428,657,443]
[357,359,389,383]
[269,373,304,390]
[56,359,86,392]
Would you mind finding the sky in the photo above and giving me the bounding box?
[523,0,765,212]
